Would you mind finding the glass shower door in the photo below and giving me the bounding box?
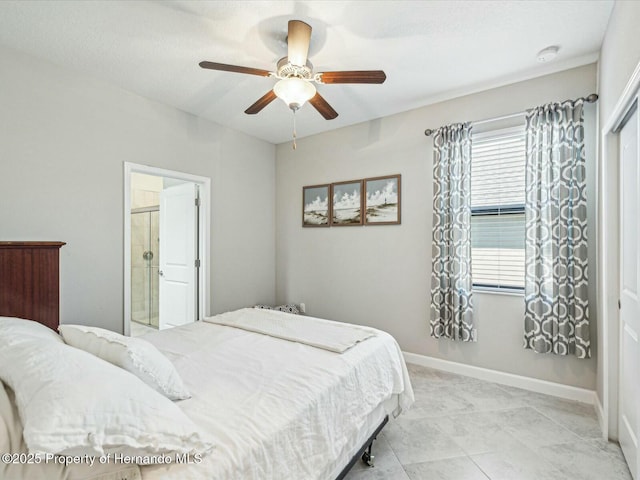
[131,209,159,327]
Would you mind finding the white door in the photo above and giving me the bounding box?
[620,104,639,479]
[159,183,199,330]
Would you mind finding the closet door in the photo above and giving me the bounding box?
[619,103,639,479]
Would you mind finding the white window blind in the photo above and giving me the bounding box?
[471,126,526,290]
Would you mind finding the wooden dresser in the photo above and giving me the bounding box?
[0,241,65,330]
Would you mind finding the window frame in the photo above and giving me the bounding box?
[470,126,526,294]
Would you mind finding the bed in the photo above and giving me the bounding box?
[0,243,414,480]
[144,309,413,479]
[0,237,414,480]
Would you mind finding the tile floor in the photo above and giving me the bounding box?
[130,320,158,337]
[344,363,631,480]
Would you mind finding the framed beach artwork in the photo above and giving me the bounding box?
[302,184,330,227]
[364,174,401,225]
[330,180,363,226]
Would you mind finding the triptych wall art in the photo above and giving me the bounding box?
[302,174,401,227]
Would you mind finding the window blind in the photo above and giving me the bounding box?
[471,126,526,290]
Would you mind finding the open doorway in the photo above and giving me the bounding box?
[123,163,210,337]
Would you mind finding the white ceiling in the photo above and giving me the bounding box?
[0,0,613,144]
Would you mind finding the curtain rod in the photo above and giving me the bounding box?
[423,93,599,136]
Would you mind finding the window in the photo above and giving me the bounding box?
[471,126,525,291]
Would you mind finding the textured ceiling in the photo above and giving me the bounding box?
[0,0,613,144]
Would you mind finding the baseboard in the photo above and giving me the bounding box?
[595,394,607,439]
[403,351,597,405]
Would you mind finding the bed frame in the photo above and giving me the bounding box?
[335,415,388,479]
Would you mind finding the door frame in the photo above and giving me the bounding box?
[601,59,640,440]
[123,162,211,336]
[617,102,639,477]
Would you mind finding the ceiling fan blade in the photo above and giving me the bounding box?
[199,61,271,77]
[309,92,338,120]
[245,90,277,115]
[318,70,387,84]
[287,20,312,67]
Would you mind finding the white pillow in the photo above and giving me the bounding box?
[0,317,64,346]
[0,338,214,457]
[58,324,190,401]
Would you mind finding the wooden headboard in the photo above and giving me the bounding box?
[0,241,65,330]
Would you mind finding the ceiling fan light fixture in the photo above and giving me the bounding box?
[274,77,316,110]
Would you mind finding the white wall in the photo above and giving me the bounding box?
[0,44,276,333]
[597,0,640,429]
[599,1,640,125]
[277,64,598,390]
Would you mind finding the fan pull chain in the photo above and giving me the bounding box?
[292,109,297,150]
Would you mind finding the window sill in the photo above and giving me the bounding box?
[473,286,524,297]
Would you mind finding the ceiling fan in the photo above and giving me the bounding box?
[199,19,387,122]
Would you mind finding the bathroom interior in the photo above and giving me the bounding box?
[130,173,162,336]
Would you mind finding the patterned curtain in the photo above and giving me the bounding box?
[523,100,590,358]
[430,123,475,342]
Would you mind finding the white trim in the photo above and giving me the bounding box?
[472,111,526,128]
[600,57,640,440]
[123,162,211,336]
[605,60,640,133]
[403,351,597,405]
[595,394,607,440]
[600,129,617,439]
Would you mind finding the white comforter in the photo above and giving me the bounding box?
[141,314,414,480]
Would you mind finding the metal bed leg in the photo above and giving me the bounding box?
[335,415,388,479]
[361,441,375,467]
